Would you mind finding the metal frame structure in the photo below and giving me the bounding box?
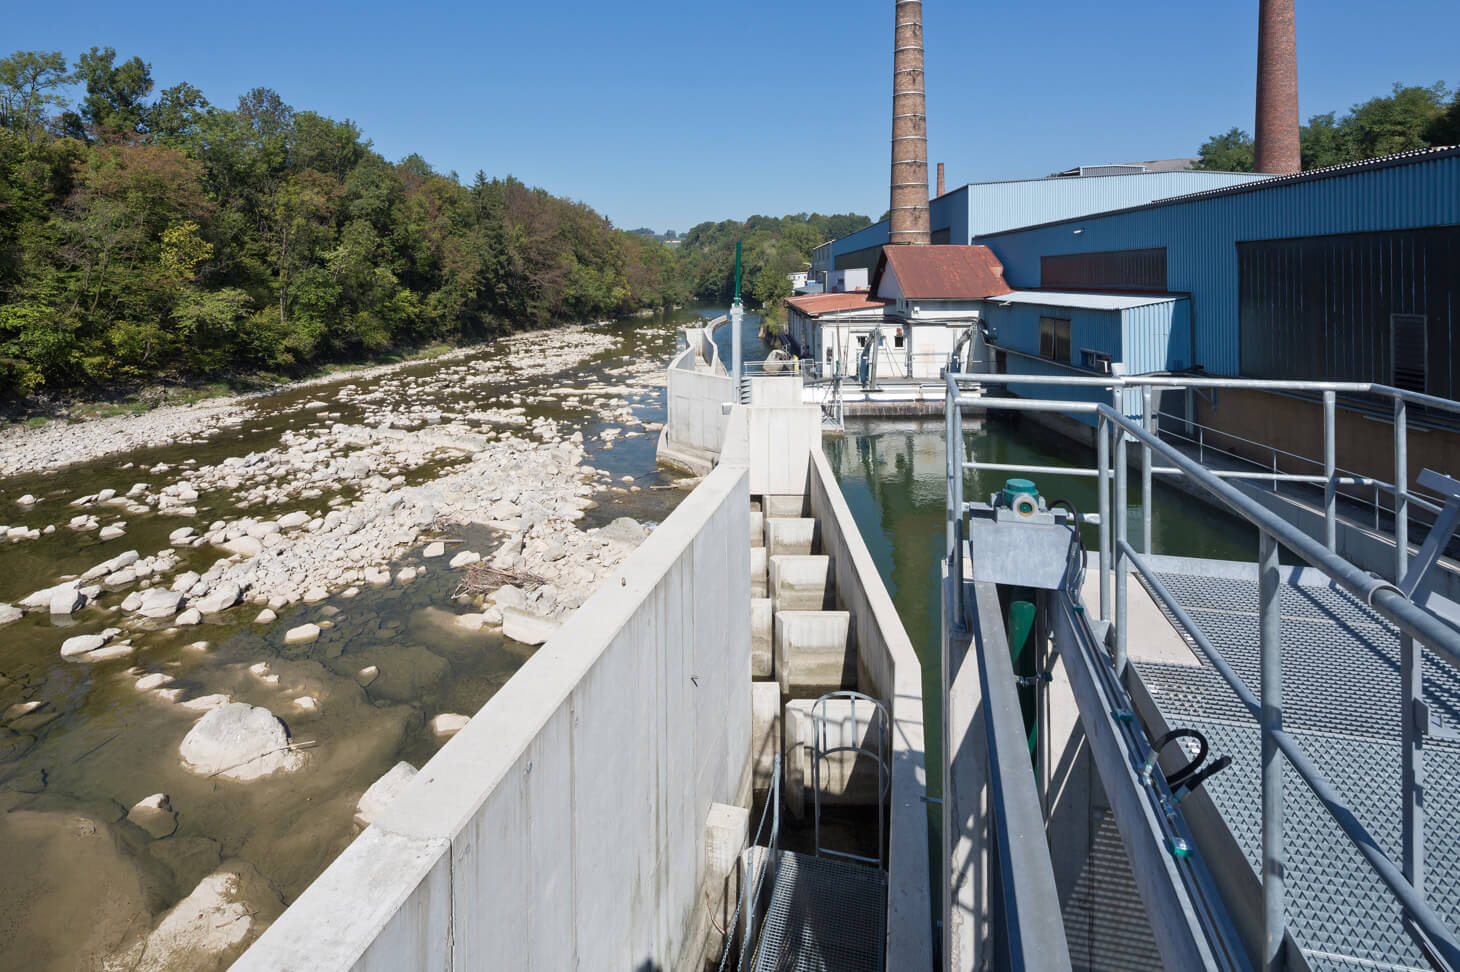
[810,690,891,869]
[943,367,1460,971]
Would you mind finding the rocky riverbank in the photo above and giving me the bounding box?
[0,313,701,970]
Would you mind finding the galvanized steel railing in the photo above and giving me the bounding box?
[943,369,1460,972]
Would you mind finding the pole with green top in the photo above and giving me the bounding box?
[731,240,743,387]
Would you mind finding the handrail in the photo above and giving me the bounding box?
[942,367,1460,971]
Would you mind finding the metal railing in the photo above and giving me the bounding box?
[810,691,890,869]
[943,368,1460,971]
[719,752,782,972]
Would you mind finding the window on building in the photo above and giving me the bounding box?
[825,347,833,364]
[1080,348,1112,374]
[894,328,905,349]
[856,335,867,348]
[1392,314,1427,393]
[1040,317,1071,363]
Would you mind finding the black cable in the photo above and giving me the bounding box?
[1175,754,1233,800]
[1144,727,1209,789]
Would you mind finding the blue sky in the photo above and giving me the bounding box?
[8,0,1458,231]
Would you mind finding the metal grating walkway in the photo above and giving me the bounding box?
[751,851,886,972]
[1136,567,1460,972]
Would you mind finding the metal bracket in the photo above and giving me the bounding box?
[1419,698,1460,741]
[1398,469,1460,600]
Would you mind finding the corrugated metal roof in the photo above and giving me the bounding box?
[977,146,1460,238]
[989,290,1185,310]
[785,291,890,316]
[871,245,1013,299]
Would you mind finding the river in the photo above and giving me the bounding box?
[0,304,739,970]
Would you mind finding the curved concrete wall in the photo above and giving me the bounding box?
[236,464,753,971]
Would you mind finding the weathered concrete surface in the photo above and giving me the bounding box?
[750,681,781,794]
[765,517,818,557]
[750,598,773,678]
[750,546,767,599]
[768,554,834,612]
[704,803,750,961]
[236,462,752,972]
[773,610,855,698]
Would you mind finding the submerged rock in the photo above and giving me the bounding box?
[431,713,469,738]
[179,703,305,781]
[120,863,284,971]
[283,623,320,645]
[126,793,178,839]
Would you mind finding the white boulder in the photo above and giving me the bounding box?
[179,703,304,781]
[354,761,418,827]
[283,623,320,645]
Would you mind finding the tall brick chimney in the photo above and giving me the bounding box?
[890,0,930,244]
[936,162,945,198]
[1253,0,1300,174]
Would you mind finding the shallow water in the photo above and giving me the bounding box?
[0,304,737,969]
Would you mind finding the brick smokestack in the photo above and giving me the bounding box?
[936,162,945,198]
[890,0,930,244]
[1254,0,1300,174]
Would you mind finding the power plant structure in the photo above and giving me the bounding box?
[1254,0,1301,173]
[889,0,930,244]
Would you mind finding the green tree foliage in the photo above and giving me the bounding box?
[675,212,871,314]
[1196,81,1457,172]
[0,49,688,396]
[1192,127,1254,171]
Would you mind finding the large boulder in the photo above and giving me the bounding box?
[121,863,284,971]
[194,581,242,615]
[354,761,418,828]
[179,703,305,781]
[138,588,185,619]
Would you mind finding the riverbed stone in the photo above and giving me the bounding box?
[60,634,108,658]
[98,525,127,541]
[283,623,320,645]
[195,581,242,614]
[122,863,284,970]
[354,761,418,827]
[502,606,561,646]
[220,536,263,558]
[0,604,21,625]
[175,608,203,626]
[423,541,445,558]
[126,793,178,839]
[49,585,85,616]
[431,713,469,738]
[138,588,185,618]
[254,608,277,624]
[179,703,304,781]
[449,550,481,568]
[278,510,311,529]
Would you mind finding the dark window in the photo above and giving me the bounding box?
[1392,314,1427,393]
[1040,317,1071,363]
[894,329,905,349]
[856,335,867,348]
[1041,247,1167,291]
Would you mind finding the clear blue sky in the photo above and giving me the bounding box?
[9,0,1458,232]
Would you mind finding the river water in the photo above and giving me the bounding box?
[0,304,738,970]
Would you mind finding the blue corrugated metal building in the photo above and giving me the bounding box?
[827,170,1269,272]
[974,147,1460,383]
[980,291,1190,422]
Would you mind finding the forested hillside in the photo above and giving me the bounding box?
[0,47,687,396]
[675,212,871,310]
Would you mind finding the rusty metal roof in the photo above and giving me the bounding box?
[785,291,891,317]
[871,245,1013,300]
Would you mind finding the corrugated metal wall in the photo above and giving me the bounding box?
[985,298,1189,376]
[1238,225,1460,396]
[976,150,1460,376]
[825,172,1266,267]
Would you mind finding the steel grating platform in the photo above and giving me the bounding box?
[751,851,886,972]
[1136,567,1460,972]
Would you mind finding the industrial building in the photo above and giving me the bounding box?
[810,168,1270,288]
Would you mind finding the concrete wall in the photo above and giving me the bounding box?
[722,405,822,497]
[236,463,753,972]
[667,360,733,454]
[808,447,934,969]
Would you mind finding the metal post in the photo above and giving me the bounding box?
[1259,528,1286,971]
[1142,386,1154,554]
[1114,424,1129,677]
[1396,397,1423,892]
[952,384,965,629]
[1324,390,1337,552]
[1097,413,1111,621]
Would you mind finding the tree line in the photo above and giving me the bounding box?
[4,47,807,398]
[1194,81,1460,172]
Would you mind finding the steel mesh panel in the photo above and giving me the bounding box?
[1135,568,1460,972]
[752,851,886,972]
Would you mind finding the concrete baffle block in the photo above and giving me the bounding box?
[765,517,817,557]
[750,547,767,599]
[749,511,764,548]
[763,494,808,518]
[705,802,751,960]
[774,610,855,698]
[751,682,781,793]
[783,696,886,819]
[751,598,774,679]
[768,554,834,613]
